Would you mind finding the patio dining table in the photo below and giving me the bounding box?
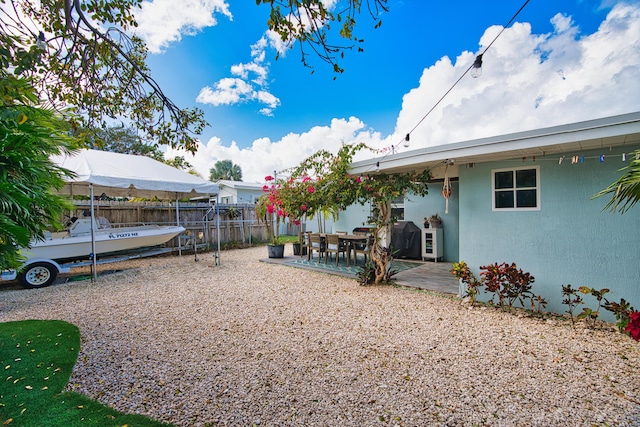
[337,234,369,266]
[314,233,368,267]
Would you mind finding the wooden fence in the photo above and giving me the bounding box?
[71,201,300,250]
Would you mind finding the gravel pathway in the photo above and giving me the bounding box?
[1,246,639,426]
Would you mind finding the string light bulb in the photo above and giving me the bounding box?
[36,32,46,51]
[404,133,410,148]
[470,54,483,78]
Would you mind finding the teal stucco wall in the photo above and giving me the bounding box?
[404,182,459,262]
[332,182,460,262]
[332,202,373,232]
[458,146,640,319]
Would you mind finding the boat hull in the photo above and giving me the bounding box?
[23,225,185,262]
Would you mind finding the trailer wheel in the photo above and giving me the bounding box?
[18,262,58,289]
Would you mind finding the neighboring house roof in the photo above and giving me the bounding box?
[350,112,640,179]
[216,180,265,190]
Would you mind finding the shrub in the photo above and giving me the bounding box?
[561,284,583,327]
[450,261,544,312]
[562,285,637,337]
[576,286,609,327]
[450,261,480,304]
[479,262,540,312]
[357,260,398,286]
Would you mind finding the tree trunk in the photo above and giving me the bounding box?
[371,200,393,284]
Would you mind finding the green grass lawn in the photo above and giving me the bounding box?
[0,319,172,427]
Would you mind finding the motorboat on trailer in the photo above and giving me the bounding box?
[25,217,184,262]
[5,217,184,288]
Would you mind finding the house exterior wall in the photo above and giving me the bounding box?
[218,187,263,204]
[332,203,372,233]
[235,188,262,204]
[218,187,234,204]
[332,182,460,261]
[458,146,640,319]
[404,181,460,262]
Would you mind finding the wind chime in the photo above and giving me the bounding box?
[442,161,453,214]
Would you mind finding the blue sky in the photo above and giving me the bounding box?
[131,0,640,182]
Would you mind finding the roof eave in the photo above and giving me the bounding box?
[349,112,640,178]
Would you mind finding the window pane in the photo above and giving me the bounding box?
[495,191,514,208]
[495,171,513,189]
[516,189,537,207]
[516,169,536,188]
[391,207,405,220]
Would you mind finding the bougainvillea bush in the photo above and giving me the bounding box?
[256,143,431,284]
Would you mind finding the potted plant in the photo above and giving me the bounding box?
[427,213,442,228]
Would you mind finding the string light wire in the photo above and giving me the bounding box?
[403,0,531,143]
[365,0,532,174]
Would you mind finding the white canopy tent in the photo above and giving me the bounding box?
[51,149,220,280]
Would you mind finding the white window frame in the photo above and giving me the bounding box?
[390,196,405,220]
[491,165,540,211]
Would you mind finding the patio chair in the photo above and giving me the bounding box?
[325,234,346,265]
[353,235,374,265]
[299,231,310,258]
[308,233,325,261]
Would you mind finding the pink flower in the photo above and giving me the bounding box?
[302,176,311,183]
[308,186,315,194]
[277,209,284,217]
[265,175,274,181]
[625,311,640,341]
[356,176,362,183]
[301,204,307,211]
[267,205,275,214]
[262,185,269,192]
[294,219,301,226]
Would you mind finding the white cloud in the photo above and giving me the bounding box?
[134,0,232,53]
[165,117,384,183]
[189,2,339,116]
[389,3,640,149]
[196,78,253,106]
[265,29,290,57]
[196,37,280,114]
[230,62,268,86]
[172,3,640,184]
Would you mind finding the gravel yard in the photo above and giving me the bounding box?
[1,246,639,426]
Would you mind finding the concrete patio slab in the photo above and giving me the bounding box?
[261,254,460,296]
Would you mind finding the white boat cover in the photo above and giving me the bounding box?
[52,149,218,199]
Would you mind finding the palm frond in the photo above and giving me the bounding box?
[593,149,640,213]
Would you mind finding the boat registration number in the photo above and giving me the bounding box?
[108,232,139,239]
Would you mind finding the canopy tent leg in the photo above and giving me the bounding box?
[175,196,180,226]
[90,183,97,282]
[216,195,221,266]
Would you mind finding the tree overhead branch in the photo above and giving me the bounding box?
[1,0,207,153]
[260,0,388,76]
[1,0,390,156]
